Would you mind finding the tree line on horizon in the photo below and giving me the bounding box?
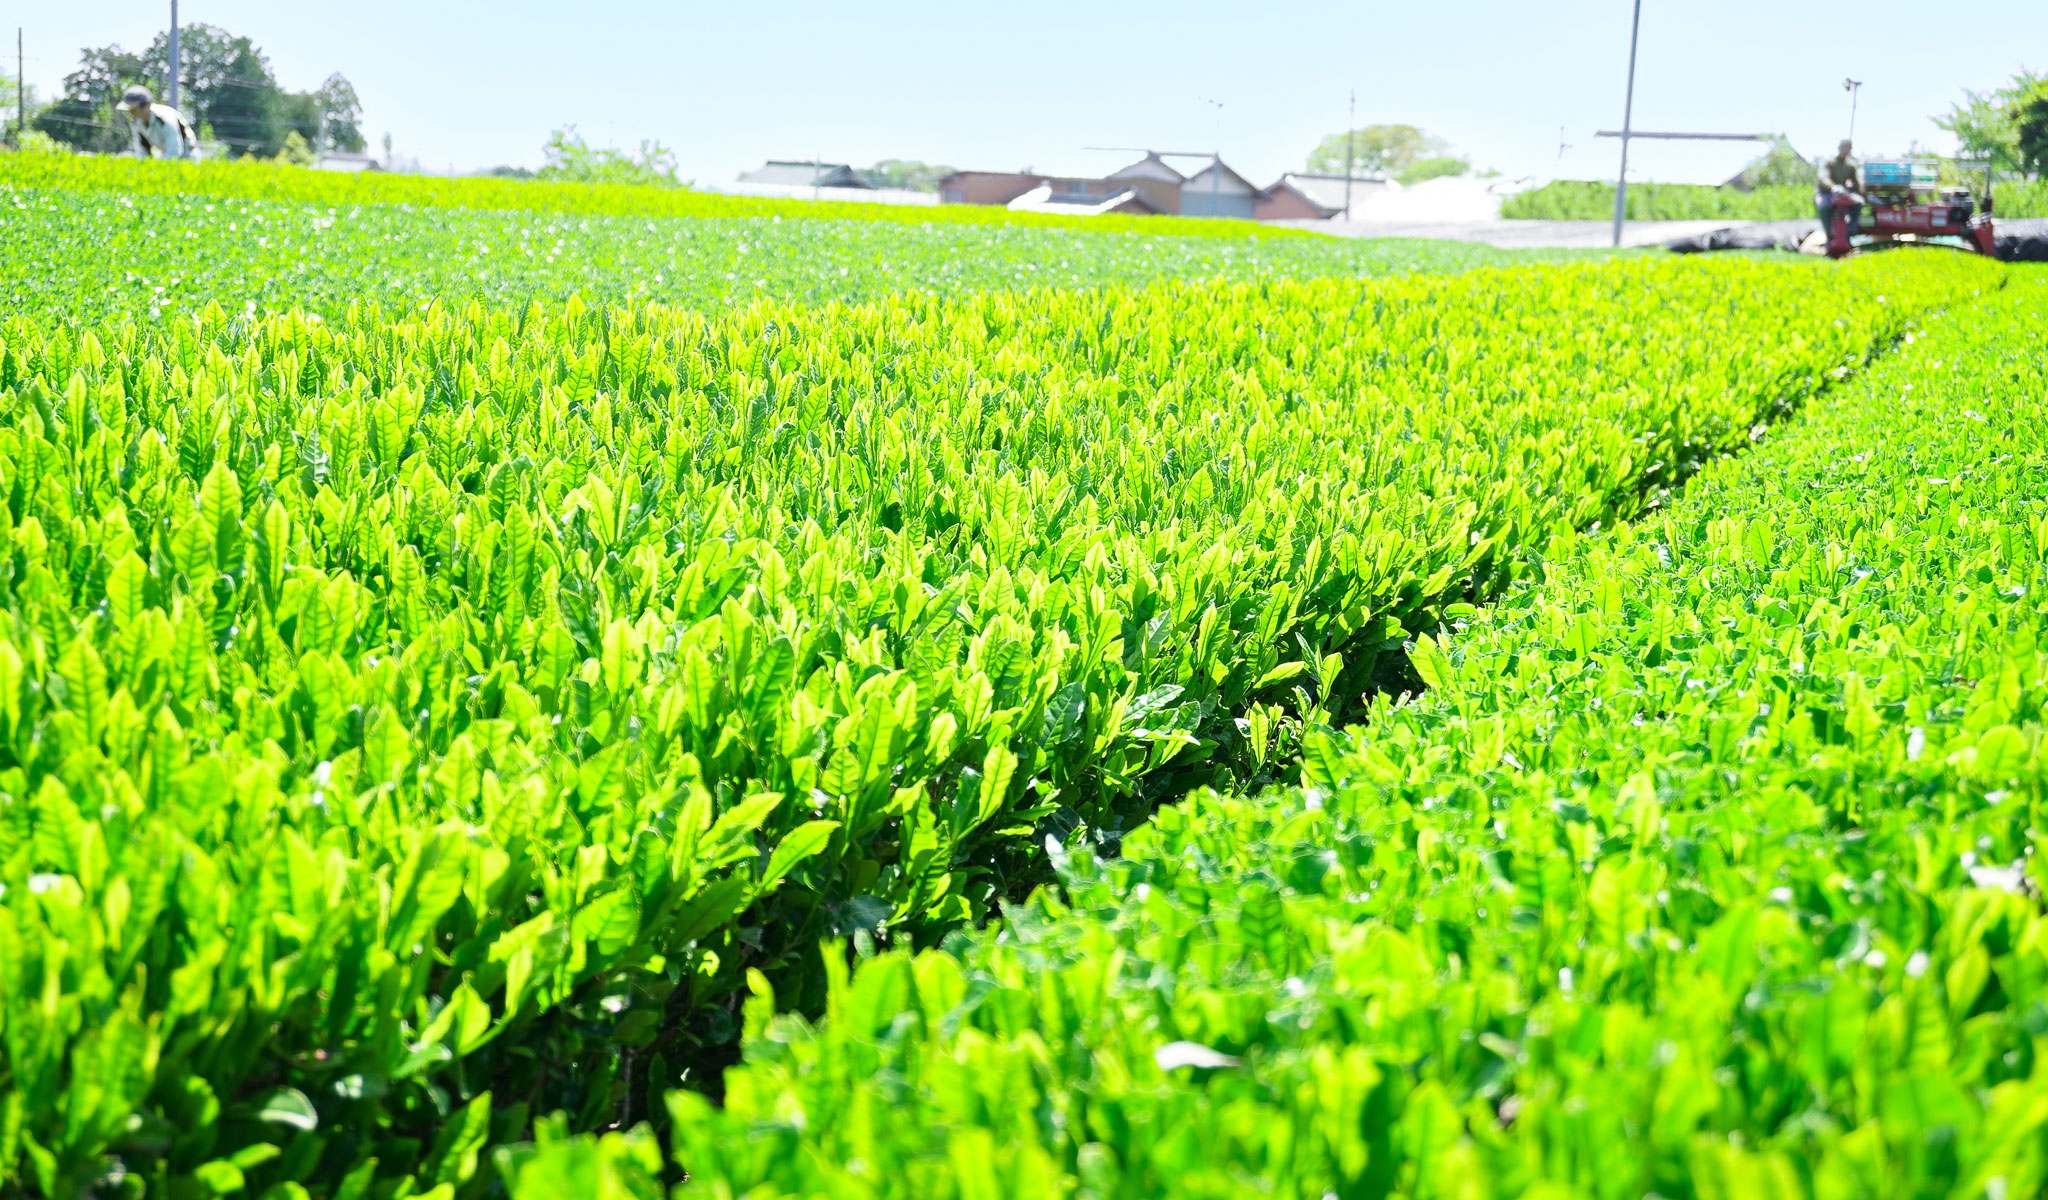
[25,24,363,162]
[6,43,2040,191]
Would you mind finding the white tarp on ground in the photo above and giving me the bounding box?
[1004,183,1151,216]
[1343,176,1525,223]
[1266,216,1761,249]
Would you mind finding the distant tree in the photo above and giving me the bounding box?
[278,90,318,149]
[2018,84,2048,178]
[280,130,317,166]
[1937,70,2047,176]
[1725,138,1813,191]
[198,37,287,157]
[1307,124,1447,176]
[862,159,956,191]
[1397,155,1470,185]
[314,74,366,153]
[34,46,146,152]
[147,25,241,110]
[538,126,687,188]
[1,71,39,142]
[35,24,361,159]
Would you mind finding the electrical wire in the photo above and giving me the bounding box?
[28,108,324,149]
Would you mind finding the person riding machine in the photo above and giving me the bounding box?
[1816,140,1865,255]
[1816,138,1998,259]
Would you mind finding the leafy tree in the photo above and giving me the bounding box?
[1306,124,1447,176]
[1,71,38,143]
[35,23,361,159]
[1397,155,1469,185]
[275,73,364,155]
[197,37,286,157]
[862,159,956,191]
[281,129,317,166]
[537,126,687,188]
[315,74,366,154]
[1724,138,1813,191]
[34,46,146,153]
[2018,83,2048,178]
[279,90,319,149]
[1936,70,2047,176]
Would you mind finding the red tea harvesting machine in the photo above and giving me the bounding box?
[1825,158,1998,259]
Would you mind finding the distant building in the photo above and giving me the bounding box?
[737,161,875,189]
[1179,159,1261,219]
[1105,153,1186,213]
[704,180,938,207]
[1041,175,1133,205]
[1263,172,1397,221]
[937,152,1341,221]
[315,151,382,173]
[1253,177,1339,221]
[938,171,1046,205]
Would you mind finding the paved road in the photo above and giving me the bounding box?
[1272,217,1761,249]
[1276,215,2048,252]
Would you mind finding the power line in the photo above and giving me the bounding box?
[28,108,290,148]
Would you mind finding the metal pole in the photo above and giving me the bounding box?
[1843,79,1861,142]
[1343,89,1355,220]
[1202,97,1223,217]
[168,0,181,112]
[15,29,23,146]
[1610,0,1643,248]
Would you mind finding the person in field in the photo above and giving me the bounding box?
[1816,139,1862,237]
[118,85,197,161]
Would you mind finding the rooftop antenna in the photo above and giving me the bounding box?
[1843,78,1863,141]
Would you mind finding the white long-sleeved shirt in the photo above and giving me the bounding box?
[129,104,191,160]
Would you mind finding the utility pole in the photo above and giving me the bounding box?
[14,29,23,147]
[1610,0,1644,248]
[1202,97,1224,216]
[1343,89,1356,220]
[1843,78,1862,141]
[168,0,181,111]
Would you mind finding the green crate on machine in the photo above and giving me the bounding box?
[1865,158,1939,192]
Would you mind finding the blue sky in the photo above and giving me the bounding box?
[16,1,2046,186]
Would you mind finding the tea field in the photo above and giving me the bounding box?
[0,184,1566,326]
[0,155,1576,325]
[642,269,2048,1200]
[0,155,2040,1200]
